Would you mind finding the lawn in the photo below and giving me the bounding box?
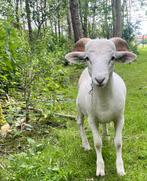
[0,48,147,181]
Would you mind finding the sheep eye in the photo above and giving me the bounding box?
[111,56,115,60]
[108,56,115,64]
[85,57,92,64]
[85,57,89,61]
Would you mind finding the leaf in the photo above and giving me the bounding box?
[27,137,36,145]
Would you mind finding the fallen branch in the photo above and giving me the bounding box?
[54,113,76,121]
[46,120,66,128]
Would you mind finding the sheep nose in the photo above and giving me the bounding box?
[95,77,105,85]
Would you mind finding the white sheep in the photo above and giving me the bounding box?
[65,38,137,176]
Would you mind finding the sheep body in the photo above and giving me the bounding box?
[65,38,136,177]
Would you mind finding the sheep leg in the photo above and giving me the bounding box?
[77,112,90,151]
[114,116,125,176]
[88,116,105,176]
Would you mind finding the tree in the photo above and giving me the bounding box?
[15,0,20,29]
[79,0,89,37]
[67,7,73,39]
[112,0,122,37]
[69,0,83,42]
[31,0,48,37]
[25,0,33,42]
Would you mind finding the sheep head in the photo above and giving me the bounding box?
[65,38,137,87]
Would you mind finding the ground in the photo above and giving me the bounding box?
[0,48,147,181]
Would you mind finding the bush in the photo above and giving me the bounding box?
[122,22,140,54]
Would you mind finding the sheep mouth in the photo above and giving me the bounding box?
[92,80,107,88]
[97,84,105,88]
[97,82,108,88]
[92,82,105,88]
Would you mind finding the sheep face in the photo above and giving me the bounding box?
[65,39,137,87]
[85,39,116,87]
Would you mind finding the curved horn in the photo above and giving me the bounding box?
[73,38,91,52]
[110,37,129,51]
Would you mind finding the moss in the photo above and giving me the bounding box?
[0,103,6,126]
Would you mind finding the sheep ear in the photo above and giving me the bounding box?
[115,51,137,63]
[65,51,86,64]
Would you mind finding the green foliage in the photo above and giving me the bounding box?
[0,19,72,121]
[140,38,147,44]
[122,22,140,53]
[0,20,21,92]
[0,104,6,125]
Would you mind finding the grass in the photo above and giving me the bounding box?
[0,48,147,181]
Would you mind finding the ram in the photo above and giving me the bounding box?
[65,38,137,176]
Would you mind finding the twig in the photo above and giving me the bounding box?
[123,134,147,140]
[0,163,5,169]
[54,113,76,121]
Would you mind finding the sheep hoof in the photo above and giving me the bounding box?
[82,143,91,151]
[96,169,105,177]
[96,162,105,176]
[117,170,126,176]
[116,160,125,176]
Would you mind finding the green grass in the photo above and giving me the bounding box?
[0,48,147,181]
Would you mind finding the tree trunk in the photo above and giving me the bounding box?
[15,0,20,29]
[25,0,33,42]
[78,0,84,34]
[83,0,88,37]
[50,19,54,34]
[69,0,83,42]
[57,10,61,39]
[104,0,110,38]
[67,8,73,39]
[20,0,25,30]
[112,0,122,37]
[122,0,127,31]
[54,20,58,40]
[91,0,97,38]
[44,0,48,30]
